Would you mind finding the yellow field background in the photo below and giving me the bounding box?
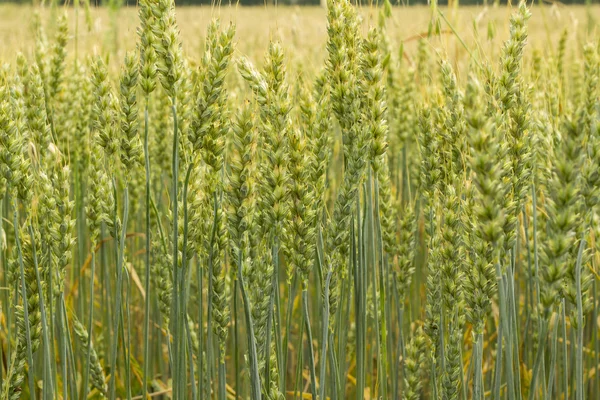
[1,4,598,67]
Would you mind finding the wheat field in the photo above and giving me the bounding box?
[0,1,599,399]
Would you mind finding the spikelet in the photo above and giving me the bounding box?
[442,311,462,400]
[361,27,388,173]
[190,20,235,157]
[32,11,49,81]
[119,51,142,178]
[439,188,464,400]
[403,326,427,400]
[540,122,578,309]
[86,160,113,248]
[245,41,292,238]
[239,45,291,396]
[396,205,415,305]
[324,0,368,320]
[51,161,76,296]
[91,57,119,159]
[0,69,32,202]
[285,125,318,286]
[226,103,256,268]
[463,75,505,333]
[209,203,229,360]
[138,0,158,98]
[73,315,108,396]
[556,29,568,102]
[36,170,56,263]
[305,74,332,219]
[499,2,533,254]
[20,57,53,166]
[418,107,443,353]
[151,236,173,329]
[48,13,69,104]
[439,60,467,182]
[190,21,236,363]
[150,88,173,179]
[153,0,182,100]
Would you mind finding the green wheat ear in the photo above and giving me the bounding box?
[73,315,108,396]
[403,326,427,400]
[48,12,69,104]
[91,57,119,159]
[119,51,142,177]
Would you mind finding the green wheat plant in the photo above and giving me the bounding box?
[0,2,597,400]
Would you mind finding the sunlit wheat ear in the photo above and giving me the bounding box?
[463,76,504,331]
[138,0,158,98]
[153,0,182,100]
[498,1,533,255]
[48,13,69,104]
[285,125,318,286]
[324,0,368,322]
[119,51,142,180]
[91,57,119,159]
[49,160,76,297]
[418,106,443,358]
[226,103,256,268]
[31,11,49,80]
[0,69,31,202]
[19,57,52,165]
[190,20,235,157]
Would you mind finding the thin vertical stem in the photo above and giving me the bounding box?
[575,238,586,400]
[108,185,129,400]
[303,289,318,400]
[319,271,331,400]
[142,104,151,399]
[82,250,96,400]
[237,249,262,400]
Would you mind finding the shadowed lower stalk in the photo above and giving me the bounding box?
[60,294,78,400]
[373,177,388,399]
[197,256,204,399]
[492,313,503,399]
[529,307,551,400]
[142,104,151,399]
[28,224,53,398]
[303,289,317,399]
[237,248,262,400]
[356,191,366,400]
[319,270,331,400]
[169,100,186,400]
[283,274,298,395]
[575,237,585,400]
[181,162,194,398]
[12,204,37,399]
[264,240,280,398]
[547,308,560,398]
[82,250,96,400]
[495,260,515,400]
[561,299,568,399]
[473,332,484,400]
[108,185,129,400]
